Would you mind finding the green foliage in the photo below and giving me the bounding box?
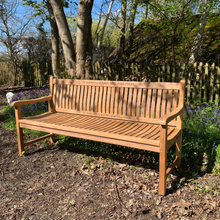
[67,16,77,41]
[212,144,220,174]
[2,88,49,136]
[92,19,120,48]
[182,102,220,170]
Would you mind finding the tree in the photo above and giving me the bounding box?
[46,0,60,77]
[119,0,127,62]
[75,0,94,79]
[48,0,76,77]
[0,0,33,85]
[188,0,210,65]
[127,0,139,57]
[97,0,114,49]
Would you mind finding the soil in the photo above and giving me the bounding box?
[0,87,220,220]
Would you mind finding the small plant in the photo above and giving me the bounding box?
[212,144,220,175]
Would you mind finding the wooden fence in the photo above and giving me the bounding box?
[0,61,220,105]
[93,62,220,105]
[0,61,52,87]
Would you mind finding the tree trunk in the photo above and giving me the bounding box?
[97,0,114,48]
[188,0,209,65]
[46,0,60,77]
[85,11,93,79]
[127,0,138,58]
[76,0,94,79]
[48,0,75,77]
[119,0,127,62]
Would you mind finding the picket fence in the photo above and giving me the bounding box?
[93,62,220,105]
[0,61,220,105]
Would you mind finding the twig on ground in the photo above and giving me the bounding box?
[114,176,132,214]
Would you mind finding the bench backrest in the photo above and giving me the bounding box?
[50,78,185,126]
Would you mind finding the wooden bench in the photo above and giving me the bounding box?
[11,77,186,195]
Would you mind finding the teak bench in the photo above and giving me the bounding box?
[11,77,186,195]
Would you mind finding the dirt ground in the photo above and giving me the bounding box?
[0,88,220,220]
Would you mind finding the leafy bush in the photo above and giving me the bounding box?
[182,102,220,170]
[3,88,49,130]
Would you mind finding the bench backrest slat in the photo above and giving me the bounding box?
[52,79,186,126]
[161,89,167,117]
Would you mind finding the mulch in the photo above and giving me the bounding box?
[0,87,220,220]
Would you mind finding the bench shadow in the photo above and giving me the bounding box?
[26,135,214,196]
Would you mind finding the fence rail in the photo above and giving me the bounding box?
[0,61,220,105]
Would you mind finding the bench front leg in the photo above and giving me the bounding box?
[15,106,25,156]
[159,125,167,196]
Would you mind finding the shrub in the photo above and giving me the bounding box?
[3,88,49,130]
[182,102,220,169]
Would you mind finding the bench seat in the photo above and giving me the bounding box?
[19,112,181,152]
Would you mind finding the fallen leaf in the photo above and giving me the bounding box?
[172,199,191,209]
[177,207,188,216]
[203,205,214,211]
[156,196,162,205]
[151,209,157,216]
[118,184,128,190]
[156,209,163,219]
[81,163,89,175]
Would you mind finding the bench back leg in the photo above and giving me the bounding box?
[50,133,56,143]
[159,125,167,195]
[175,130,182,167]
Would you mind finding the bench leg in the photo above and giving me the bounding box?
[159,148,167,196]
[50,133,56,143]
[16,127,25,156]
[159,125,167,196]
[175,131,182,167]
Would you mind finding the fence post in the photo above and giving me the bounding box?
[167,63,171,82]
[204,63,209,102]
[198,62,203,103]
[135,63,139,81]
[181,63,186,81]
[210,63,215,103]
[172,63,175,82]
[216,66,220,105]
[162,63,165,82]
[152,64,156,82]
[140,63,143,81]
[192,62,197,103]
[187,65,191,103]
[157,62,161,82]
[147,65,151,82]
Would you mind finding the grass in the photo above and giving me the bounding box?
[2,89,220,175]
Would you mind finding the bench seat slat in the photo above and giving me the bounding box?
[125,124,147,136]
[118,123,144,135]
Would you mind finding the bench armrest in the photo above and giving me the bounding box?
[10,96,52,107]
[158,107,184,125]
